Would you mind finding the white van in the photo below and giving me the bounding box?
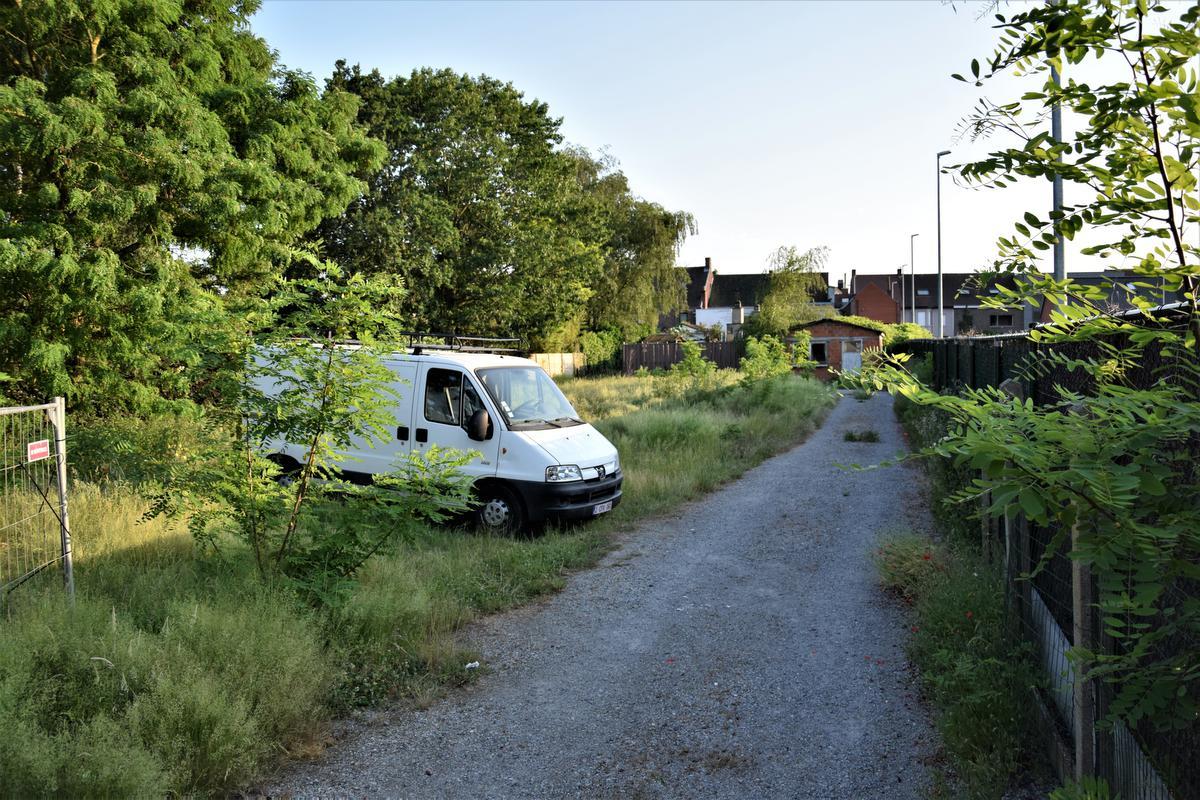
[257,343,622,533]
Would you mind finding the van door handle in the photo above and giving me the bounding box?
[397,426,409,441]
[415,428,428,444]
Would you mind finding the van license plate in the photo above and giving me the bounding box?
[592,500,613,516]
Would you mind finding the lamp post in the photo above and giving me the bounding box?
[909,233,919,325]
[936,150,951,337]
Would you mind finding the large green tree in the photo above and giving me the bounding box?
[314,62,605,343]
[0,0,382,414]
[744,245,830,336]
[570,149,695,340]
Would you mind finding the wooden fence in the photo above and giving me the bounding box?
[621,341,740,374]
[529,352,587,378]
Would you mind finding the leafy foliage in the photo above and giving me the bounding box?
[875,534,1038,799]
[577,327,624,372]
[314,63,601,344]
[744,246,830,336]
[0,1,382,414]
[150,263,471,599]
[882,322,933,347]
[740,335,792,385]
[858,0,1200,733]
[571,150,696,341]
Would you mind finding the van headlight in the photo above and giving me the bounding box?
[546,465,583,483]
[613,452,620,473]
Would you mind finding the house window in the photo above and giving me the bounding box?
[917,288,931,296]
[811,341,828,364]
[988,313,1014,327]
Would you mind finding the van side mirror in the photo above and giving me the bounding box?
[467,409,492,441]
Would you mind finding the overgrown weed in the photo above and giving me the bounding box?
[1,372,835,795]
[885,399,1044,799]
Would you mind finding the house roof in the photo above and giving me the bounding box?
[791,317,885,336]
[708,272,771,307]
[682,266,711,309]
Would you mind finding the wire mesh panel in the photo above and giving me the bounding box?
[0,400,72,605]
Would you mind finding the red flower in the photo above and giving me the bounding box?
[965,611,974,620]
[922,552,932,561]
[911,625,919,633]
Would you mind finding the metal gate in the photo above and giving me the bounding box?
[1,397,73,606]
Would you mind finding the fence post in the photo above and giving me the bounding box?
[51,396,74,601]
[999,379,1025,597]
[1071,518,1096,780]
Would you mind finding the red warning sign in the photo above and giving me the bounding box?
[27,440,50,462]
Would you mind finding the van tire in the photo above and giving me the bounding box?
[474,484,525,536]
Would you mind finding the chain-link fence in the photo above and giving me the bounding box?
[1,398,73,611]
[895,335,1196,800]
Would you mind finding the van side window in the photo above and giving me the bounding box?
[461,381,485,429]
[424,369,463,425]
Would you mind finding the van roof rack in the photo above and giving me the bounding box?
[400,332,525,355]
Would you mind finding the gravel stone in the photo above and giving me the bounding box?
[265,392,938,798]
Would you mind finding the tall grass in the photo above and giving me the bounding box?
[886,395,1044,798]
[0,372,835,795]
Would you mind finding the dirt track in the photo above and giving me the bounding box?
[269,392,938,799]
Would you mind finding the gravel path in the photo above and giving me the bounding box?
[268,392,938,799]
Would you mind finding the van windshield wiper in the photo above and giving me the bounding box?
[553,416,584,425]
[516,417,566,428]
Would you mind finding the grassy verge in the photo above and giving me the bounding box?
[883,393,1042,799]
[0,372,835,796]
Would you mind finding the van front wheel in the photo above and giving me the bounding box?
[475,485,525,536]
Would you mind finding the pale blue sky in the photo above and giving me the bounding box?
[251,0,1067,283]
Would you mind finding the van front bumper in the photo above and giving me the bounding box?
[513,471,624,523]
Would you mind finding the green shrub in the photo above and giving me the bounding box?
[882,322,933,347]
[578,328,623,372]
[662,340,723,398]
[740,335,792,385]
[71,410,215,485]
[894,398,976,543]
[844,429,880,442]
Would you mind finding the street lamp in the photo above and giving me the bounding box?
[936,150,951,337]
[909,233,919,325]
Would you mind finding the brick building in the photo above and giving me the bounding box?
[791,318,884,381]
[847,281,899,324]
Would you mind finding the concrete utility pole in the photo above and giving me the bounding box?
[910,233,919,325]
[936,150,951,337]
[1051,64,1065,283]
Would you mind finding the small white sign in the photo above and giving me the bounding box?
[27,440,50,462]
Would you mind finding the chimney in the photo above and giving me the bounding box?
[732,301,744,325]
[850,269,857,292]
[702,259,715,308]
[837,279,845,291]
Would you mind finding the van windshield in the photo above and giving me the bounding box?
[476,367,582,429]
